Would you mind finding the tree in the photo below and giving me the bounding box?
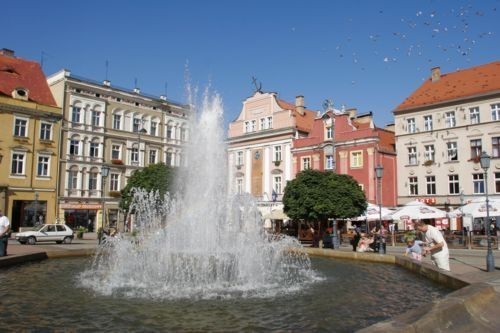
[283,169,367,223]
[120,163,175,212]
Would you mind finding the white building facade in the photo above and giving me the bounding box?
[394,62,500,221]
[47,70,189,232]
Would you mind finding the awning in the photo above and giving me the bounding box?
[263,209,289,220]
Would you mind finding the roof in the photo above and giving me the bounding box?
[0,54,57,107]
[394,61,500,112]
[276,99,316,132]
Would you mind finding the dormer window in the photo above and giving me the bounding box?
[12,87,29,101]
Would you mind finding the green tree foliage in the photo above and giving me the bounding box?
[120,163,175,212]
[283,169,367,223]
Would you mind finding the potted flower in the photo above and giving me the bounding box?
[111,159,123,165]
[76,226,87,239]
[274,160,281,167]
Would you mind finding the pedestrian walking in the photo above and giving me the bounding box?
[0,209,11,256]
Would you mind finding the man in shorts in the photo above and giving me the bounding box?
[415,220,450,271]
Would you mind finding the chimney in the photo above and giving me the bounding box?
[295,95,305,115]
[133,87,140,94]
[0,48,15,57]
[160,95,167,101]
[346,108,357,119]
[431,66,441,82]
[103,80,111,87]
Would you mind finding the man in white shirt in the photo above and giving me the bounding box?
[0,209,10,256]
[415,220,450,271]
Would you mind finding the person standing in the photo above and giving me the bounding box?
[0,209,11,257]
[415,221,450,271]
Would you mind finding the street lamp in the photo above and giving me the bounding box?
[101,165,110,237]
[375,164,384,254]
[479,151,495,272]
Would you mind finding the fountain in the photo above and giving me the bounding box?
[79,88,319,299]
[0,89,451,332]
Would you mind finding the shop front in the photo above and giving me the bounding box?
[60,203,102,232]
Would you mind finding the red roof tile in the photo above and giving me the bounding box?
[277,99,316,133]
[0,54,57,107]
[395,61,500,112]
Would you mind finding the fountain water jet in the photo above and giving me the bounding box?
[80,89,319,299]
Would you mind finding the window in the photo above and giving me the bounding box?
[424,145,435,162]
[493,137,500,158]
[40,123,52,140]
[267,116,273,129]
[495,173,500,193]
[91,111,100,127]
[350,151,363,168]
[131,147,139,163]
[273,176,282,195]
[273,146,282,162]
[449,174,460,194]
[251,120,256,132]
[149,150,157,164]
[150,121,158,136]
[14,118,27,137]
[71,106,81,123]
[409,177,418,195]
[302,157,311,170]
[167,125,173,139]
[68,169,78,190]
[426,176,436,195]
[260,118,266,130]
[166,152,173,166]
[244,121,250,133]
[407,118,416,133]
[470,139,482,159]
[326,155,334,170]
[110,173,119,191]
[473,173,485,194]
[469,107,480,124]
[236,178,243,194]
[180,128,186,141]
[491,103,500,121]
[408,147,417,165]
[445,111,456,128]
[447,142,458,161]
[11,153,25,175]
[236,151,243,166]
[37,156,50,176]
[89,142,99,158]
[326,126,333,139]
[88,171,98,191]
[424,115,433,131]
[133,118,141,132]
[69,140,79,155]
[111,145,121,160]
[113,114,121,130]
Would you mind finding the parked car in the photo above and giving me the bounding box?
[15,224,74,245]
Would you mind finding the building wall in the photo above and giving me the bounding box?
[0,96,62,231]
[395,94,500,209]
[47,70,189,232]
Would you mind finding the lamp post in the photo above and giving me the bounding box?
[33,191,39,225]
[100,165,110,242]
[480,151,495,272]
[375,164,384,254]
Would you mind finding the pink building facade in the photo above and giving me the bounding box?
[227,91,315,202]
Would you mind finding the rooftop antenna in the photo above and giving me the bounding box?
[164,82,168,97]
[134,77,138,88]
[105,60,109,81]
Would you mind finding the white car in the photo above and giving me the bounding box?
[15,224,74,245]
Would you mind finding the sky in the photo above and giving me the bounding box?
[2,0,499,130]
